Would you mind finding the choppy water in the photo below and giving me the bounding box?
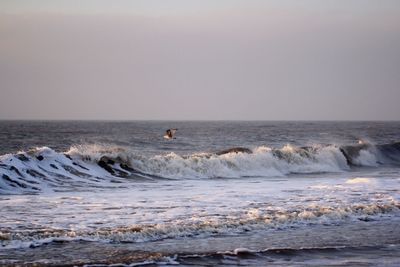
[0,121,400,266]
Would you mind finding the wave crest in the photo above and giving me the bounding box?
[132,144,349,179]
[0,142,399,194]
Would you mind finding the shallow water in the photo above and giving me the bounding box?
[0,121,399,266]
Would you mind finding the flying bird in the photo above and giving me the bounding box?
[164,129,178,139]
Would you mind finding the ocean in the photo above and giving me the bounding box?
[0,121,399,266]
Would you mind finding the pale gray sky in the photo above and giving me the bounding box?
[1,0,399,120]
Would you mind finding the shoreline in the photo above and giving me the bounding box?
[2,218,400,266]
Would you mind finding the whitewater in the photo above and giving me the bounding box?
[1,121,400,266]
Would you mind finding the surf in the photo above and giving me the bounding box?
[0,142,399,194]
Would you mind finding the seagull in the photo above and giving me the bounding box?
[164,129,178,139]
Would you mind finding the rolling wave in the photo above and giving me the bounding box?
[1,201,399,249]
[0,142,399,194]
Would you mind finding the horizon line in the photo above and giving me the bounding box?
[0,119,399,122]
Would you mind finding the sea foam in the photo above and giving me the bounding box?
[0,142,399,194]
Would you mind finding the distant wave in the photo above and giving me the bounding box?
[0,142,399,194]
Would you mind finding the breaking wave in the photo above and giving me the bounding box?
[1,201,399,249]
[0,142,399,194]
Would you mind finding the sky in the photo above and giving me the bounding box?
[1,0,400,120]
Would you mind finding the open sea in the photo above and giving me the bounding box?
[0,121,399,266]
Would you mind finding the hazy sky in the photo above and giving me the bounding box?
[1,0,399,120]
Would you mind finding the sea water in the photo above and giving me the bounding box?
[0,121,399,266]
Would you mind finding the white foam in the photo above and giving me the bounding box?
[346,177,374,184]
[132,145,349,179]
[0,143,390,194]
[0,146,125,194]
[352,150,379,167]
[1,199,398,250]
